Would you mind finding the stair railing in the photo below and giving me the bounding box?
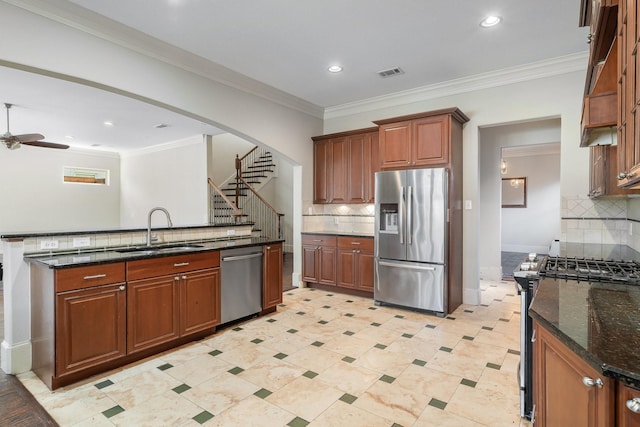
[207,178,244,225]
[236,175,284,240]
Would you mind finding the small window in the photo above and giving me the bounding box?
[63,167,109,185]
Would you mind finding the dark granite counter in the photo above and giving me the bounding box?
[24,237,281,269]
[530,277,640,388]
[302,231,374,238]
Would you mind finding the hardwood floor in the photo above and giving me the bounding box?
[0,285,58,426]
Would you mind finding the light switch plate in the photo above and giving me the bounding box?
[464,200,472,210]
[72,236,91,248]
[227,229,236,236]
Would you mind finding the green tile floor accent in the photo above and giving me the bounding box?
[391,424,404,427]
[371,322,381,327]
[303,298,311,301]
[94,379,113,390]
[318,320,329,325]
[208,349,222,357]
[303,370,318,379]
[274,352,288,360]
[429,398,447,410]
[374,343,387,350]
[326,293,334,296]
[287,292,294,295]
[368,306,377,310]
[394,315,405,319]
[287,328,298,334]
[401,333,414,338]
[339,393,358,404]
[342,356,356,363]
[461,378,477,388]
[278,304,286,307]
[412,359,427,367]
[296,311,306,315]
[499,318,510,322]
[480,303,490,307]
[311,341,324,347]
[251,338,264,344]
[462,335,474,341]
[439,346,453,352]
[508,349,521,355]
[446,316,456,320]
[228,366,244,375]
[287,416,310,427]
[102,405,125,418]
[464,309,474,313]
[379,374,395,384]
[254,388,272,399]
[482,326,494,331]
[425,324,437,329]
[343,330,355,336]
[266,318,277,323]
[493,299,503,302]
[172,383,191,394]
[157,363,173,371]
[345,313,354,317]
[232,327,243,331]
[193,410,214,424]
[346,300,353,303]
[322,305,331,309]
[486,362,501,370]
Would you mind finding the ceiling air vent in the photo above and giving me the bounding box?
[377,67,404,78]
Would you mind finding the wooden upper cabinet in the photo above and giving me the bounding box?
[312,127,379,204]
[374,108,469,170]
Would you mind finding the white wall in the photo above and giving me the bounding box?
[120,136,209,227]
[323,68,587,304]
[0,147,120,235]
[209,134,255,185]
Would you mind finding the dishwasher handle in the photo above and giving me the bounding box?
[222,253,263,262]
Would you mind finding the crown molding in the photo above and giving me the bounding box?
[4,0,324,119]
[324,53,588,120]
[502,142,561,158]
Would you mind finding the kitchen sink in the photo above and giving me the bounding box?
[115,243,203,254]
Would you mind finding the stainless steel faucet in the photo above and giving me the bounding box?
[147,207,173,246]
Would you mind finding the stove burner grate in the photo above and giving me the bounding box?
[542,257,640,285]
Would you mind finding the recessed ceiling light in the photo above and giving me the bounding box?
[64,135,74,140]
[480,15,502,27]
[103,121,114,127]
[328,65,343,73]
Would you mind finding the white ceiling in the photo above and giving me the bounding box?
[1,0,589,152]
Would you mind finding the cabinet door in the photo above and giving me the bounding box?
[337,248,357,288]
[55,283,126,376]
[590,145,605,197]
[263,243,283,309]
[318,246,337,285]
[379,121,412,169]
[412,115,449,166]
[356,250,375,292]
[180,268,220,336]
[314,140,332,203]
[366,131,380,202]
[347,134,367,203]
[617,382,640,427]
[302,245,319,283]
[534,324,614,427]
[331,137,349,203]
[127,275,180,354]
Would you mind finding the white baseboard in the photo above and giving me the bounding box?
[1,339,31,374]
[479,266,502,282]
[463,286,480,305]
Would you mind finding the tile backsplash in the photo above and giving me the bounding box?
[303,203,375,234]
[561,196,629,245]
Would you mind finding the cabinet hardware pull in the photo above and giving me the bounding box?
[351,242,361,245]
[531,404,536,424]
[582,376,603,388]
[83,274,107,280]
[182,275,187,280]
[119,285,125,291]
[313,239,322,242]
[266,246,271,250]
[531,329,536,343]
[174,262,190,267]
[175,276,180,281]
[626,398,640,413]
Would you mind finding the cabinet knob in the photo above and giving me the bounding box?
[182,275,187,280]
[582,376,603,388]
[626,398,640,414]
[175,276,180,281]
[266,246,271,250]
[587,33,593,44]
[119,285,125,291]
[617,173,626,180]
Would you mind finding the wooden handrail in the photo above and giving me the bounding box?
[239,146,258,162]
[207,178,243,216]
[237,176,283,217]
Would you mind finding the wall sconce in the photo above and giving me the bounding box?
[500,159,507,174]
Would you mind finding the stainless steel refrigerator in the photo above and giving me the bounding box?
[374,168,448,315]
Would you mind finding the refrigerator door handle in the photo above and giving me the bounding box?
[378,260,437,271]
[399,186,404,244]
[407,185,413,245]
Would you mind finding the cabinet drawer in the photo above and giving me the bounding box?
[55,263,125,292]
[302,234,337,247]
[337,236,374,251]
[127,251,220,281]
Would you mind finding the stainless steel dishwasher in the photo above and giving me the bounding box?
[220,246,263,324]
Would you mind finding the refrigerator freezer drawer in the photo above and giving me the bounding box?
[374,258,445,313]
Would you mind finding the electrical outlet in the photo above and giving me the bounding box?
[227,229,236,236]
[464,200,472,210]
[630,222,634,236]
[334,217,339,225]
[40,240,59,250]
[72,236,91,248]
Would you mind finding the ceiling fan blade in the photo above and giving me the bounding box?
[21,141,70,150]
[13,133,45,143]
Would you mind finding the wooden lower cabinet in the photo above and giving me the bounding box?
[337,236,374,291]
[263,243,284,309]
[618,383,640,427]
[534,322,615,426]
[302,234,337,285]
[55,282,126,377]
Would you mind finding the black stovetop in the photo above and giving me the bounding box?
[541,256,640,285]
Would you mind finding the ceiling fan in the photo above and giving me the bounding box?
[1,103,69,150]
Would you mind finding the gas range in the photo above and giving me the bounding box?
[541,257,640,285]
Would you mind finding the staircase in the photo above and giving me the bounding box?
[209,147,283,239]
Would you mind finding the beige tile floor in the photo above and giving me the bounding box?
[19,280,534,426]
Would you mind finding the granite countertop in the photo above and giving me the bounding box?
[25,236,281,269]
[302,231,374,238]
[529,277,640,388]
